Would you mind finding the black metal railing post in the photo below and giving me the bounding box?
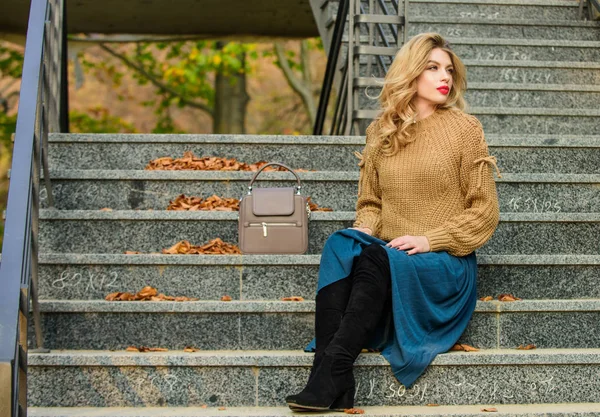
[313,0,349,135]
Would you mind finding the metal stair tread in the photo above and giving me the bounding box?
[410,0,580,5]
[27,348,600,366]
[24,403,600,417]
[37,298,600,313]
[401,16,600,26]
[357,107,600,116]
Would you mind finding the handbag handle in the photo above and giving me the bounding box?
[247,162,303,194]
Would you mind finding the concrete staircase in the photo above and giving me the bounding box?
[29,0,600,415]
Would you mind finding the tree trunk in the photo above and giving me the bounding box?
[213,43,250,134]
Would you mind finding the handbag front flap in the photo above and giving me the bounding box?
[252,187,295,216]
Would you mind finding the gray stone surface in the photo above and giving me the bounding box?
[23,404,600,417]
[38,212,600,255]
[408,22,600,41]
[410,2,581,21]
[40,173,600,211]
[26,349,600,407]
[37,258,600,301]
[465,64,600,85]
[35,299,600,350]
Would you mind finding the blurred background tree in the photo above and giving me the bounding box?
[0,36,327,249]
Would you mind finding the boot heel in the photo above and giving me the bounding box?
[330,386,355,411]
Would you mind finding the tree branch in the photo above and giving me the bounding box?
[274,42,316,126]
[98,43,214,116]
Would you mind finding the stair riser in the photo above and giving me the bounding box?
[41,180,600,212]
[27,360,600,407]
[33,309,600,350]
[359,62,600,85]
[406,23,600,41]
[48,144,600,172]
[38,263,600,301]
[466,66,600,85]
[357,89,600,109]
[411,4,581,20]
[39,220,600,255]
[354,113,600,135]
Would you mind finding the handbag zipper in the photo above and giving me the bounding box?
[248,222,298,237]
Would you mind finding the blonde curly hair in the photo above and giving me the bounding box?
[369,33,468,156]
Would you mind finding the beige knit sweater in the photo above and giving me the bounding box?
[352,107,501,257]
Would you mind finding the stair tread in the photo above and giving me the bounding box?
[27,348,600,366]
[34,253,600,265]
[37,298,600,313]
[26,403,600,416]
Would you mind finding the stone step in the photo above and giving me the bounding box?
[356,38,600,64]
[25,404,600,417]
[463,61,600,85]
[354,108,600,135]
[27,349,600,407]
[358,59,600,84]
[404,19,600,41]
[410,0,582,21]
[38,211,600,255]
[48,133,600,172]
[37,253,600,302]
[40,171,600,212]
[35,299,600,350]
[356,83,600,110]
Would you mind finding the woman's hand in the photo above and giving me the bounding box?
[385,235,430,255]
[349,227,373,235]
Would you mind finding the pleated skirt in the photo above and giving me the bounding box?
[305,228,478,388]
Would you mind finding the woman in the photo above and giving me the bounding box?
[286,32,501,412]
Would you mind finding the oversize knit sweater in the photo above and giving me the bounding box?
[352,107,501,257]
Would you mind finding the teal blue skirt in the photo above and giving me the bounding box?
[305,228,478,388]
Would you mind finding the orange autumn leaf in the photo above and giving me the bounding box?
[281,296,305,302]
[137,286,158,299]
[100,207,113,211]
[125,251,141,255]
[344,409,365,415]
[427,404,440,407]
[218,407,227,411]
[161,239,242,255]
[479,296,493,301]
[105,286,198,302]
[482,408,498,412]
[126,346,140,352]
[517,344,536,350]
[498,293,522,302]
[183,346,199,352]
[126,346,168,352]
[221,295,232,302]
[450,343,480,352]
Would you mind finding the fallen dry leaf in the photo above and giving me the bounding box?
[450,343,480,352]
[498,293,522,302]
[161,239,242,255]
[344,409,365,415]
[183,346,200,352]
[481,408,498,412]
[517,344,536,350]
[100,207,113,211]
[218,407,227,411]
[105,286,198,302]
[126,346,169,352]
[479,296,493,301]
[221,295,232,302]
[281,296,304,302]
[427,403,440,407]
[167,194,240,211]
[201,404,208,409]
[124,251,141,255]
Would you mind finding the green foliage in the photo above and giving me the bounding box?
[70,108,137,133]
[0,42,24,79]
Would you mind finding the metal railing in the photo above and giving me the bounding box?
[313,0,405,136]
[0,0,68,415]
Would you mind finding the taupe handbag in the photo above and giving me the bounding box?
[238,162,310,254]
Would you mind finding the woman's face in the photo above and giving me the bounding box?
[414,48,454,107]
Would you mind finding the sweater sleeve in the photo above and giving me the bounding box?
[352,122,383,236]
[423,116,501,256]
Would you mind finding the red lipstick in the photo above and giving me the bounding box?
[437,86,449,95]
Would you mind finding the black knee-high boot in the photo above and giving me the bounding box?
[286,243,391,411]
